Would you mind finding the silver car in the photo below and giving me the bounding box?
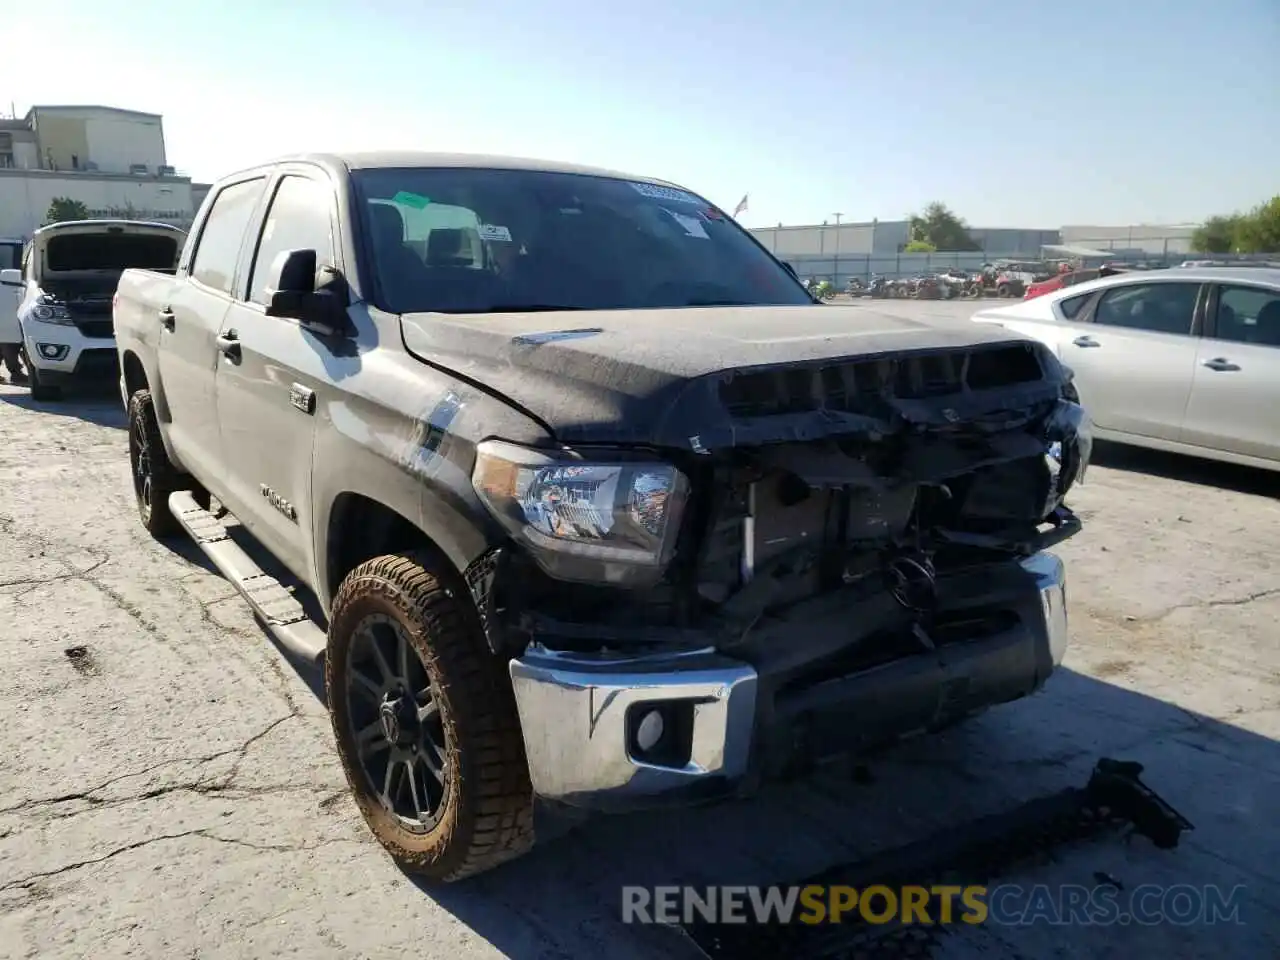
[972,266,1280,472]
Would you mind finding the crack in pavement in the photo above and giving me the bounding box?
[0,829,366,896]
[0,714,300,817]
[0,560,110,590]
[1143,586,1280,624]
[3,507,311,715]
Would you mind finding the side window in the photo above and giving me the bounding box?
[1059,292,1091,319]
[190,178,266,295]
[1214,285,1280,348]
[1092,282,1199,335]
[248,176,336,305]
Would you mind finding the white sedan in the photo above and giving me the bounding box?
[971,266,1280,472]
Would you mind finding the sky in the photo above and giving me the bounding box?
[2,0,1276,229]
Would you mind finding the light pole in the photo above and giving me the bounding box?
[832,212,843,286]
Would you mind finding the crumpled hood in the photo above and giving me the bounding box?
[399,304,1068,450]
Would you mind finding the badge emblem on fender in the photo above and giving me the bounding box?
[259,483,298,522]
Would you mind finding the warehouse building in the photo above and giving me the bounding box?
[749,219,1061,259]
[1059,223,1197,256]
[748,217,1200,283]
[0,105,197,238]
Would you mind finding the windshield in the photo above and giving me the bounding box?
[44,233,181,273]
[353,167,812,314]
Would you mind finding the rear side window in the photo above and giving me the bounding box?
[1092,282,1199,335]
[1059,293,1091,319]
[190,178,266,295]
[1214,285,1280,348]
[247,176,336,306]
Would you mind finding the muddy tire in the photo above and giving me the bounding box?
[127,389,183,538]
[996,283,1013,298]
[325,553,535,882]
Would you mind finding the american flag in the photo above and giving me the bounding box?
[732,194,749,217]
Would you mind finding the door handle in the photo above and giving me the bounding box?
[215,331,241,362]
[1071,335,1100,348]
[158,308,175,331]
[1201,357,1240,372]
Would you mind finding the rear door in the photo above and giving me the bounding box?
[1180,282,1280,463]
[1063,279,1204,441]
[159,175,267,483]
[213,168,339,579]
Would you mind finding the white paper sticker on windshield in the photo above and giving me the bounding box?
[665,209,709,239]
[479,223,512,242]
[630,182,703,205]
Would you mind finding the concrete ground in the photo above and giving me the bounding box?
[1,305,1277,959]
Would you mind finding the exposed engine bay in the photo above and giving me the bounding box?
[480,341,1091,669]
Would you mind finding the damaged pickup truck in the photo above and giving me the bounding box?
[112,152,1091,882]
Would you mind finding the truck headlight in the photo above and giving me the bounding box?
[472,440,691,587]
[31,303,73,324]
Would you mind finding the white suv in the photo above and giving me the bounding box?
[1,220,185,400]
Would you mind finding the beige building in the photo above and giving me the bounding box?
[1059,223,1198,255]
[0,104,196,238]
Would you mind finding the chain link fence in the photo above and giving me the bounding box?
[786,250,1279,287]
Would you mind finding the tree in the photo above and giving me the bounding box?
[45,197,89,224]
[907,202,979,252]
[1232,196,1280,253]
[1190,196,1280,254]
[903,239,937,253]
[1190,215,1243,254]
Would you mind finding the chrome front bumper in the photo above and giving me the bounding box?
[509,551,1069,809]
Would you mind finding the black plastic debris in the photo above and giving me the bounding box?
[63,645,97,675]
[680,758,1192,959]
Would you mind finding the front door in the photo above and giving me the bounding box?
[1181,282,1280,463]
[158,176,267,483]
[1064,280,1203,441]
[2,244,29,343]
[214,171,340,581]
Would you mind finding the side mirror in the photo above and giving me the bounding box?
[264,248,352,337]
[0,268,21,287]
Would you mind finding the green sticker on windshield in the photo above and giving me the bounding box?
[392,191,431,209]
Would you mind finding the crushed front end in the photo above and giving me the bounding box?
[470,340,1090,810]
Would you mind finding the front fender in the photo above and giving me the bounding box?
[309,356,550,614]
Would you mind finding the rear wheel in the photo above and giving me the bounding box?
[127,389,183,537]
[326,553,535,882]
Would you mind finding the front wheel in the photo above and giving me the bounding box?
[21,347,61,402]
[326,553,535,882]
